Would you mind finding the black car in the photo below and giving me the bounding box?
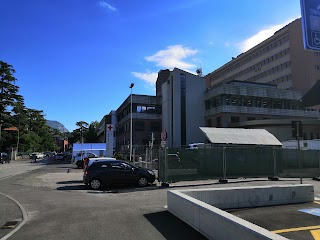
[83,158,156,190]
[0,152,10,164]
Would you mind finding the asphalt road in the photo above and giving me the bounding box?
[1,161,320,240]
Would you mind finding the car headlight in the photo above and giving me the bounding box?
[147,170,154,175]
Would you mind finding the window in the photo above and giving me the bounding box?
[216,117,221,127]
[137,105,147,113]
[303,133,307,140]
[134,121,145,131]
[207,119,212,127]
[111,162,131,170]
[146,106,156,113]
[310,133,314,140]
[247,117,255,121]
[150,122,160,132]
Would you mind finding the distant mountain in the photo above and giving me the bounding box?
[46,120,69,133]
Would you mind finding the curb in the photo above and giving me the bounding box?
[0,193,28,240]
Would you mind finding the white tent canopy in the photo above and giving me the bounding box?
[200,127,282,146]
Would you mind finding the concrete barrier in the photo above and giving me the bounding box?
[167,184,314,240]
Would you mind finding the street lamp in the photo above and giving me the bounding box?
[129,83,134,162]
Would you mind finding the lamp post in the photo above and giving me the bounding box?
[129,83,134,162]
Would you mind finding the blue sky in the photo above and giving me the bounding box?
[0,0,301,131]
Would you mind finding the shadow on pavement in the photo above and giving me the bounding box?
[57,180,83,184]
[57,185,87,191]
[56,166,80,169]
[144,211,207,240]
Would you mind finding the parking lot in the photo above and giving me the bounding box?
[2,160,320,240]
[231,201,320,240]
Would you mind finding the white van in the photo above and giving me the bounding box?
[187,143,205,149]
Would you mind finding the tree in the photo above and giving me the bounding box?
[0,61,24,151]
[84,121,99,143]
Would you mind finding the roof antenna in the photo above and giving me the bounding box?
[196,67,202,77]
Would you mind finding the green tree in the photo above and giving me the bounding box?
[84,121,99,143]
[0,61,24,151]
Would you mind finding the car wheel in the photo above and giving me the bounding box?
[137,177,148,187]
[76,161,83,169]
[90,179,101,190]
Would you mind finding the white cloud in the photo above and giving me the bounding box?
[98,1,117,11]
[131,71,158,85]
[145,45,198,70]
[236,19,295,52]
[132,45,199,86]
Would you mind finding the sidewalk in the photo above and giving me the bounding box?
[0,193,23,239]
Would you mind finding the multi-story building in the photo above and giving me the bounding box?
[205,18,320,93]
[115,94,162,151]
[160,68,206,147]
[204,80,320,141]
[202,18,320,142]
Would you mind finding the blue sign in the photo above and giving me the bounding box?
[299,208,320,217]
[300,0,320,51]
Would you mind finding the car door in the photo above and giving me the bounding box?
[110,162,137,184]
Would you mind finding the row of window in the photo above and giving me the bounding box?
[246,61,291,82]
[117,104,162,122]
[269,74,292,85]
[205,95,301,110]
[210,35,290,81]
[116,121,161,135]
[215,48,290,85]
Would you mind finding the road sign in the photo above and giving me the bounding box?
[161,130,167,141]
[300,0,320,51]
[161,141,166,148]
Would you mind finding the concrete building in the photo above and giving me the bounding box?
[115,94,162,150]
[96,111,116,155]
[203,18,320,142]
[205,18,320,93]
[161,68,206,147]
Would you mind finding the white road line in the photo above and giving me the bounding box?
[0,192,28,240]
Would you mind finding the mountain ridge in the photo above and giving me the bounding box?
[46,120,69,133]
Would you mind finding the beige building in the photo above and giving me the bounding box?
[205,18,320,93]
[203,18,320,141]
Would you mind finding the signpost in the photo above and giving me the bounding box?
[300,0,320,51]
[292,121,303,184]
[161,130,167,148]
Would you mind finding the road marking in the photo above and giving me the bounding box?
[273,225,320,233]
[0,192,28,240]
[311,229,320,240]
[299,208,320,217]
[314,201,320,205]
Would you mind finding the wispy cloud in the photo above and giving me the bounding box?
[98,1,117,11]
[236,19,295,52]
[132,45,199,86]
[131,71,158,85]
[145,45,198,69]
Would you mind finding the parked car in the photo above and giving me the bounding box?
[29,152,44,159]
[73,152,98,168]
[83,158,156,189]
[152,153,182,169]
[0,152,10,164]
[55,153,65,161]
